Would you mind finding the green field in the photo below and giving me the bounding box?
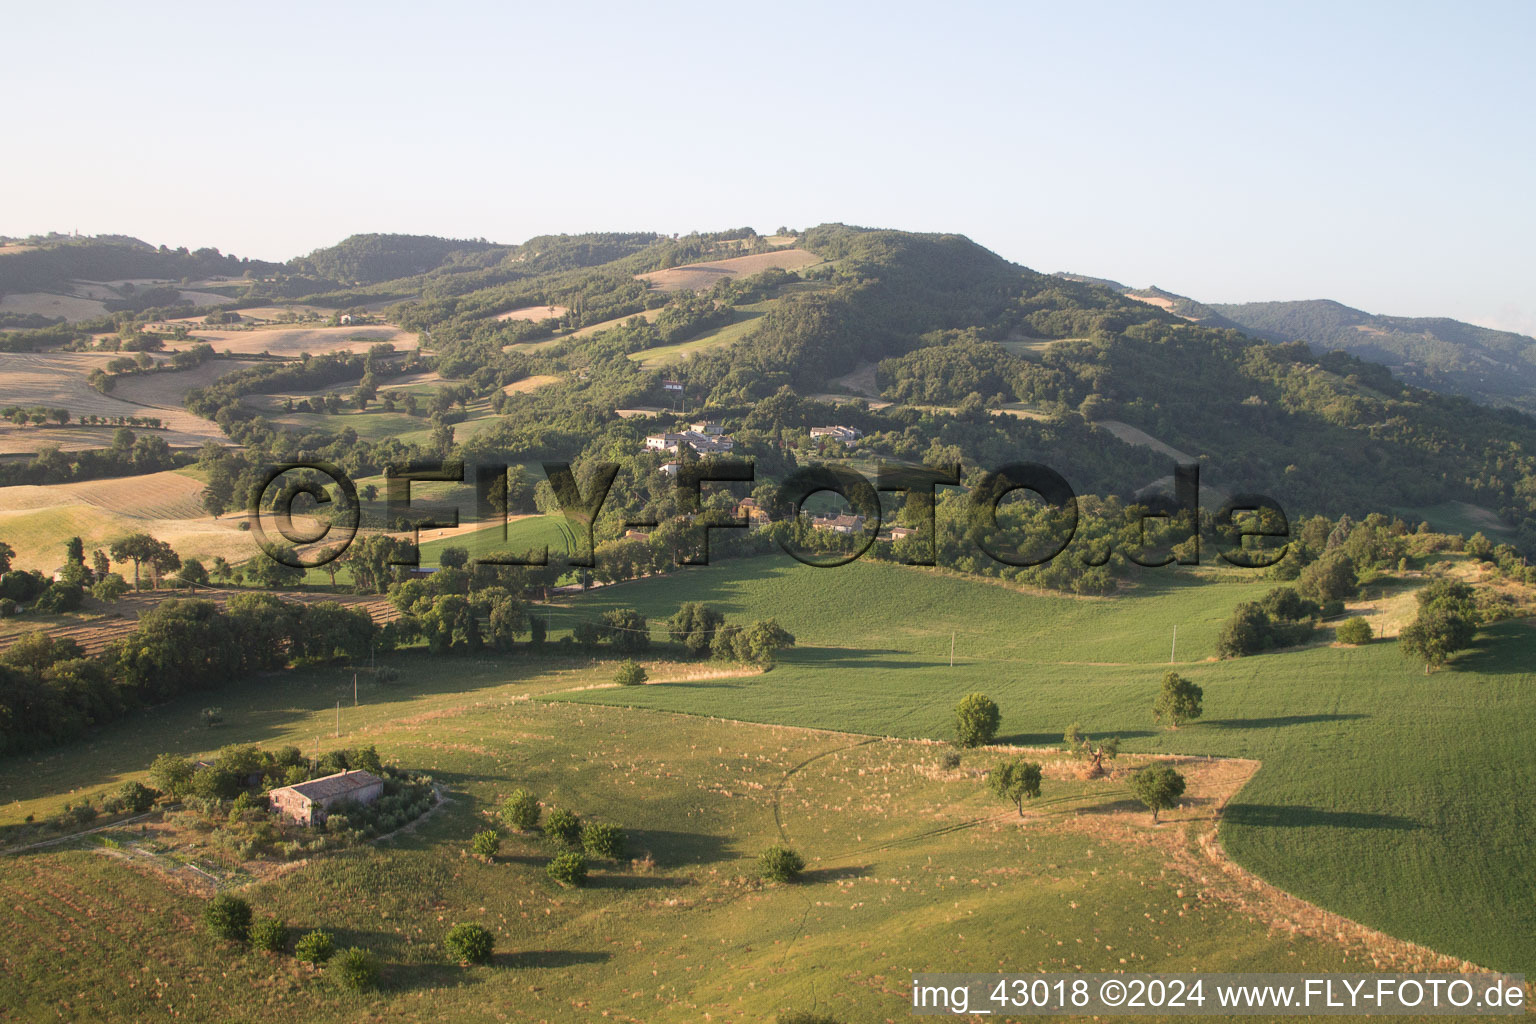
[0,651,1368,1023]
[628,304,773,368]
[550,558,1536,974]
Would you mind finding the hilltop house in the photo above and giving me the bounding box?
[267,769,384,826]
[645,430,735,456]
[810,425,863,445]
[810,512,866,535]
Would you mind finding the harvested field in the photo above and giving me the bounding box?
[108,360,249,409]
[0,352,228,452]
[0,470,207,520]
[0,591,398,658]
[0,292,108,321]
[637,248,823,291]
[494,304,567,321]
[500,373,558,394]
[185,324,416,356]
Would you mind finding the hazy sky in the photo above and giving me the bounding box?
[6,2,1533,333]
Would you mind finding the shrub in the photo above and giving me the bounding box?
[329,947,378,992]
[295,929,336,964]
[760,844,805,883]
[470,828,500,860]
[940,749,962,771]
[613,659,647,686]
[203,893,251,942]
[444,922,495,964]
[953,692,1000,748]
[250,915,288,953]
[117,780,157,814]
[546,850,588,886]
[581,821,626,860]
[779,1014,844,1024]
[1336,616,1373,644]
[543,807,580,846]
[500,788,540,831]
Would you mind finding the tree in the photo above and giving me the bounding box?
[0,540,13,575]
[614,659,647,686]
[178,557,209,589]
[295,930,336,964]
[500,789,540,831]
[330,947,378,992]
[92,573,129,602]
[1335,617,1373,644]
[203,893,252,941]
[109,533,176,591]
[1129,764,1186,822]
[1217,602,1270,658]
[1153,671,1203,728]
[117,780,156,813]
[1296,551,1358,604]
[1063,722,1118,775]
[250,916,288,953]
[668,602,723,657]
[445,923,494,965]
[581,821,626,860]
[543,807,581,846]
[546,850,588,887]
[64,536,84,566]
[601,608,649,652]
[438,545,469,569]
[470,828,500,861]
[759,844,805,882]
[1400,607,1475,673]
[953,692,1001,748]
[988,758,1043,815]
[148,753,195,797]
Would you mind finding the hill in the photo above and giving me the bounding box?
[1208,298,1536,412]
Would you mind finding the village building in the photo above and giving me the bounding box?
[809,512,867,535]
[267,769,385,826]
[734,496,772,524]
[810,425,863,445]
[645,430,736,456]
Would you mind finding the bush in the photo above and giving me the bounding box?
[1336,616,1373,644]
[329,947,378,992]
[940,749,962,771]
[543,807,580,846]
[203,893,251,942]
[250,915,288,953]
[500,788,539,831]
[444,922,495,964]
[295,929,336,964]
[546,850,588,887]
[1152,671,1203,728]
[760,844,805,883]
[779,1014,844,1024]
[613,659,648,686]
[117,780,157,813]
[470,828,500,860]
[953,692,1000,748]
[581,821,626,860]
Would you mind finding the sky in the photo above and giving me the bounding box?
[5,1,1533,333]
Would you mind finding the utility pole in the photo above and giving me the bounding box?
[1170,624,1178,664]
[335,701,340,738]
[950,631,955,668]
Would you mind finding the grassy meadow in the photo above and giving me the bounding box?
[0,651,1369,1023]
[550,558,1536,975]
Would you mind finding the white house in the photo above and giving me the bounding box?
[810,425,863,445]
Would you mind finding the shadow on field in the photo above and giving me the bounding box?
[800,864,870,883]
[1448,623,1535,675]
[1223,804,1420,831]
[1205,713,1368,730]
[586,872,689,890]
[626,828,733,866]
[496,949,612,969]
[997,730,1156,746]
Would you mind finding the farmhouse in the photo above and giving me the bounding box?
[810,512,866,535]
[810,425,862,445]
[645,430,736,456]
[734,496,771,524]
[689,420,724,436]
[267,769,384,826]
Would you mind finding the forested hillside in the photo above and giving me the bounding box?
[1209,299,1536,412]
